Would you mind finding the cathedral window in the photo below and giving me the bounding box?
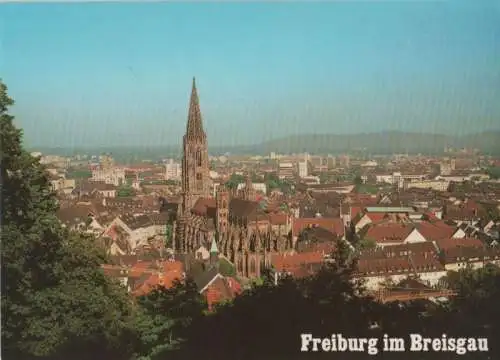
[196,150,202,166]
[250,258,256,273]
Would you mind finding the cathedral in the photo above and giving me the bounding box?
[171,78,293,278]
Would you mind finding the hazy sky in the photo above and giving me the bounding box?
[2,2,500,148]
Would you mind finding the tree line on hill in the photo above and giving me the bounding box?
[2,80,500,360]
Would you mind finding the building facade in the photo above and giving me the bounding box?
[165,159,182,181]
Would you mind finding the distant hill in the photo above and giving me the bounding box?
[29,130,500,157]
[256,130,500,155]
[458,131,500,154]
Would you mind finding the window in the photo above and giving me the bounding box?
[196,150,202,166]
[196,173,202,180]
[250,258,256,273]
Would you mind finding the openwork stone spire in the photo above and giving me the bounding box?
[186,77,205,139]
[181,77,210,213]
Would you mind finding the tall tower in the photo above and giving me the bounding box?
[216,185,229,234]
[182,77,210,213]
[243,175,256,201]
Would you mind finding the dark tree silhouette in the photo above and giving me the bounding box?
[1,80,136,360]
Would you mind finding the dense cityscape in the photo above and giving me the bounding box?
[4,76,500,359]
[3,3,500,360]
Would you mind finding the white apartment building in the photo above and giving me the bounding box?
[92,168,125,186]
[237,182,267,194]
[406,180,450,192]
[376,172,426,186]
[298,161,308,178]
[164,159,181,181]
[278,162,295,180]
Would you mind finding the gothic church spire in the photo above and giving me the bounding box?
[186,77,205,139]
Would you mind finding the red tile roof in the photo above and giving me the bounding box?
[192,198,217,216]
[292,218,345,237]
[410,253,445,272]
[435,237,485,251]
[425,212,440,221]
[364,224,414,244]
[357,257,413,276]
[348,194,379,205]
[366,213,388,223]
[361,241,437,260]
[271,251,324,272]
[269,213,288,225]
[308,242,336,255]
[102,260,185,297]
[357,252,445,277]
[464,199,480,211]
[105,224,118,240]
[204,276,242,311]
[132,267,184,297]
[350,206,363,219]
[417,221,456,241]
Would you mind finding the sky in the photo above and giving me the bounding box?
[1,2,500,148]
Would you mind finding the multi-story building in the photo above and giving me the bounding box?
[99,154,114,170]
[165,159,182,181]
[327,155,336,169]
[339,155,350,168]
[298,161,308,178]
[406,180,450,192]
[91,168,125,186]
[278,162,295,180]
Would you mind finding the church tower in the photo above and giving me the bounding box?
[243,175,256,201]
[216,185,229,234]
[182,77,210,213]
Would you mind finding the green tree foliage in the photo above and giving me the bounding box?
[164,224,173,248]
[177,243,500,359]
[251,173,264,183]
[358,238,377,250]
[225,173,245,190]
[443,265,500,343]
[1,80,136,360]
[134,279,206,360]
[486,166,500,180]
[218,257,236,277]
[165,179,179,186]
[263,172,280,192]
[66,169,92,179]
[117,184,135,197]
[181,241,383,360]
[319,172,330,184]
[263,172,294,194]
[345,221,358,247]
[354,175,363,186]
